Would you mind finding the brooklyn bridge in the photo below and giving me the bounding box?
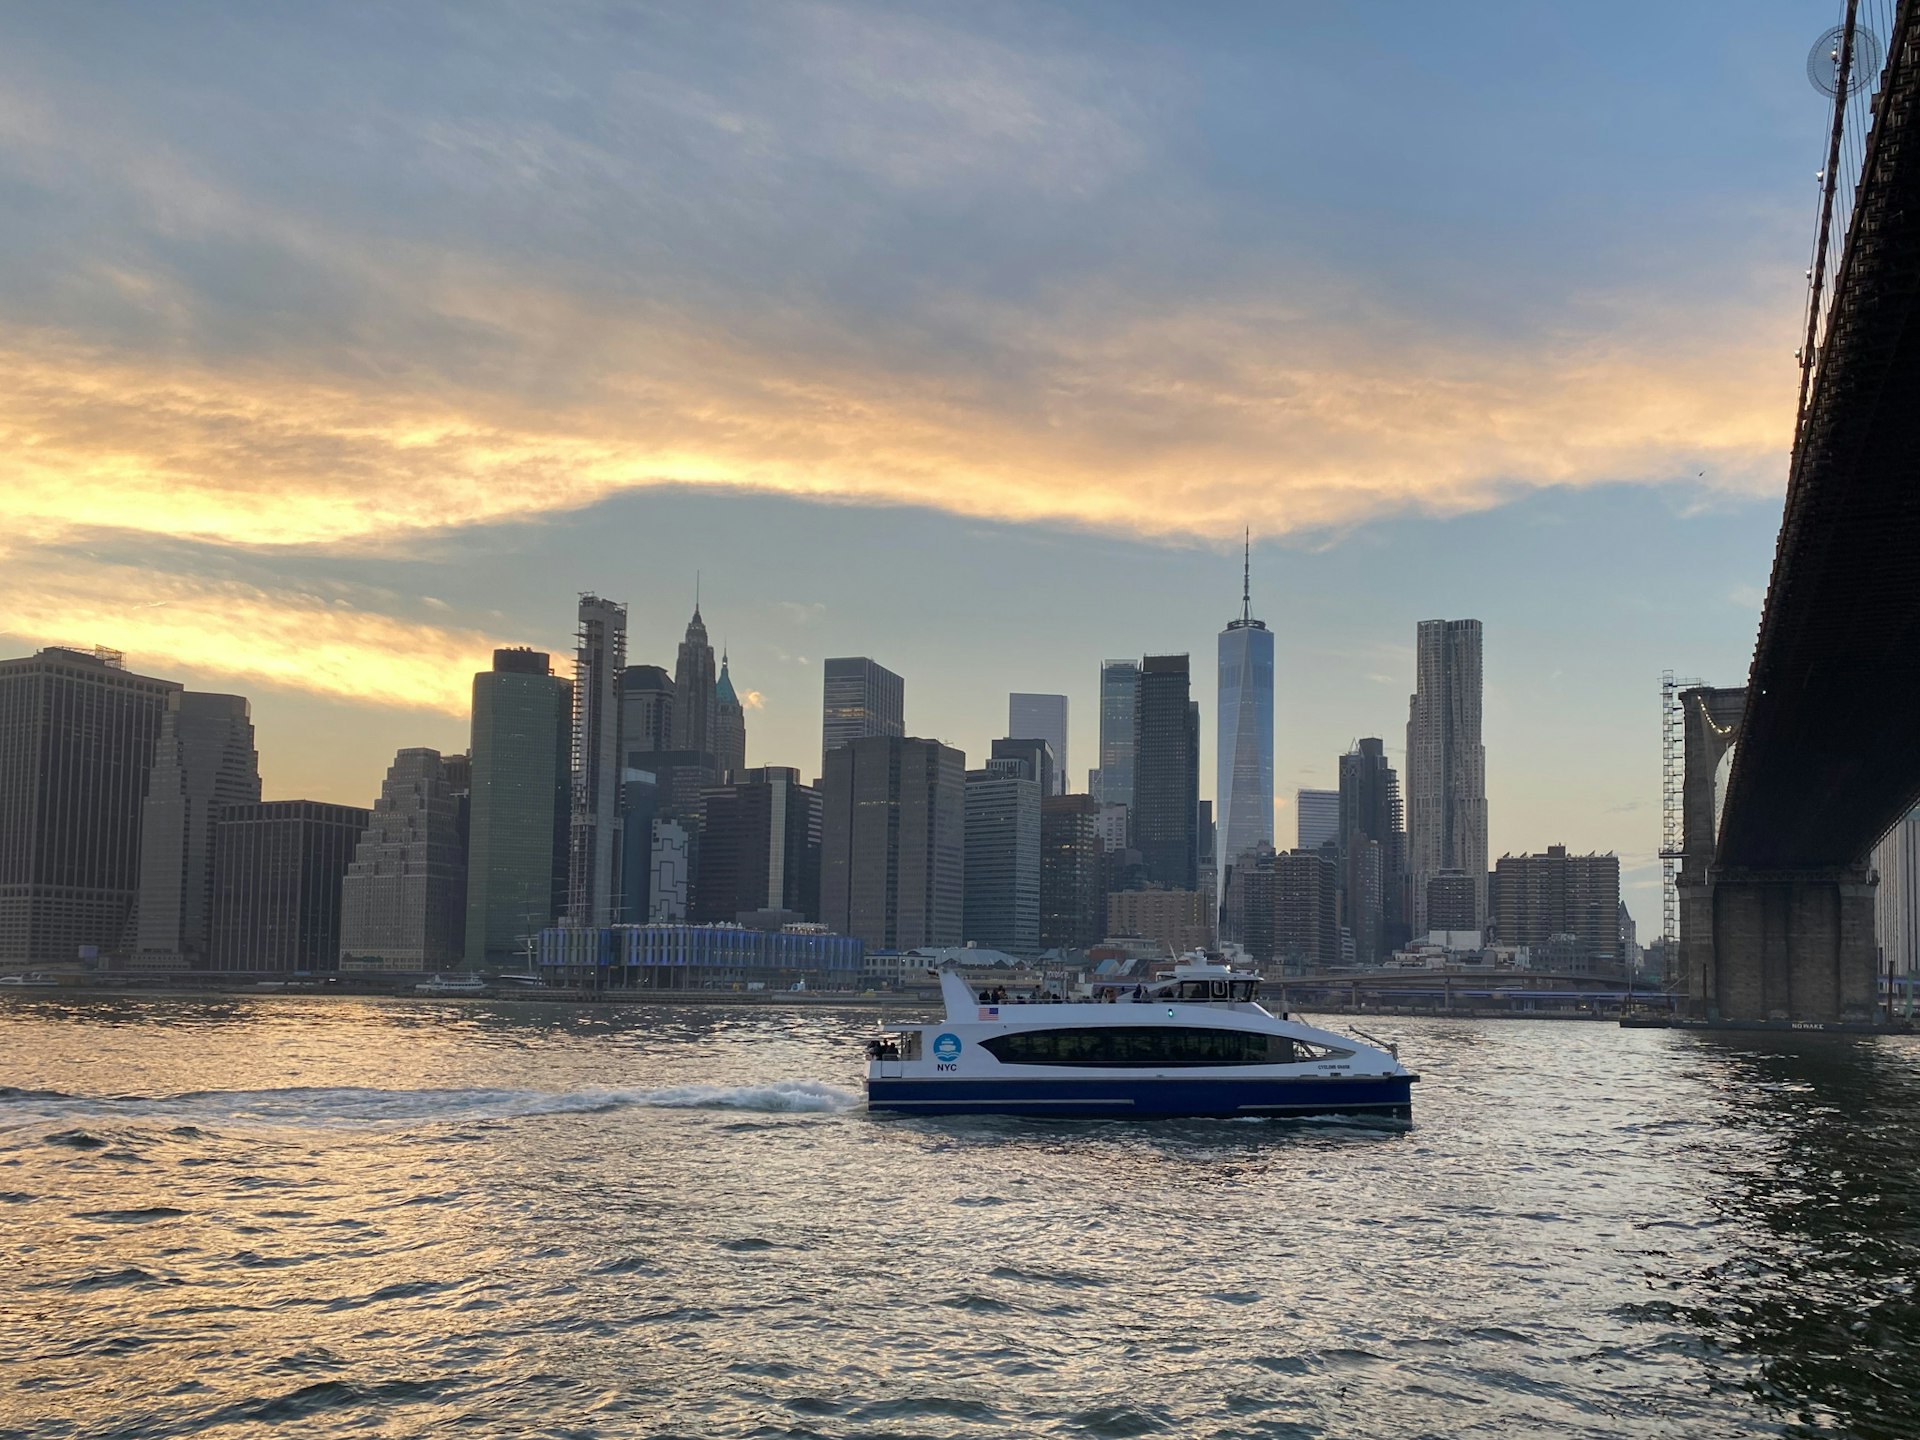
[1680,0,1920,1024]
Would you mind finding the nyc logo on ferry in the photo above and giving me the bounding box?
[932,1032,962,1069]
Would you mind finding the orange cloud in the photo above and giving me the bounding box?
[0,288,1795,560]
[0,553,511,714]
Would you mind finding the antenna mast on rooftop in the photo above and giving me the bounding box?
[1241,528,1252,624]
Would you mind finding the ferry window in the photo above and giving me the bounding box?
[982,1027,1302,1067]
[1172,979,1255,1002]
[1292,1042,1353,1061]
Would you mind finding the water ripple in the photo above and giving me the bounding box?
[1,1000,1915,1438]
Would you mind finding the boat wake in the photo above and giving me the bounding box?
[0,1079,860,1129]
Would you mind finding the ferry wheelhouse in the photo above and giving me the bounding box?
[865,960,1416,1119]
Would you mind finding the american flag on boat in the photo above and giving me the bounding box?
[977,1006,1000,1019]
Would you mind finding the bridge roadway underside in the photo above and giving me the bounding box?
[1717,29,1920,874]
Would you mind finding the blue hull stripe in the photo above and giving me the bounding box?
[866,1075,1413,1118]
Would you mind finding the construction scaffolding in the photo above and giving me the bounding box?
[1660,671,1702,952]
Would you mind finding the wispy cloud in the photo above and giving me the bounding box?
[775,601,828,627]
[0,285,1793,562]
[0,546,510,714]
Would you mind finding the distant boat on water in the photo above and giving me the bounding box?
[414,974,489,996]
[0,972,61,988]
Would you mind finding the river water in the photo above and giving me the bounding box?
[1,996,1916,1440]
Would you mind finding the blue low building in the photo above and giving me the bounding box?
[537,923,864,990]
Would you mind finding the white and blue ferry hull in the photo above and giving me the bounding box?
[867,1072,1413,1119]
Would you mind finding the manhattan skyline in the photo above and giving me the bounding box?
[0,3,1820,927]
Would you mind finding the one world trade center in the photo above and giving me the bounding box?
[1216,536,1274,881]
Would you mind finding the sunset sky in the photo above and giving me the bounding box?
[0,2,1840,925]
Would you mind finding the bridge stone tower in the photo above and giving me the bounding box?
[1677,684,1879,1024]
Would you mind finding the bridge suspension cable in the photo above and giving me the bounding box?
[1797,0,1905,444]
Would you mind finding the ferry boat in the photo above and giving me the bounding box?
[865,960,1416,1119]
[414,974,490,996]
[0,972,61,988]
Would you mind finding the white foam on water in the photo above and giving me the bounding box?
[601,1079,858,1113]
[0,1079,861,1129]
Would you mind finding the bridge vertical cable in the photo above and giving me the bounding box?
[1798,0,1903,444]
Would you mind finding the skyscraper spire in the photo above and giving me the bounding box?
[1242,527,1252,624]
[694,570,701,620]
[1227,528,1262,631]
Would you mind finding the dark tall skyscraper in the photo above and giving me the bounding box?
[568,595,626,927]
[466,649,572,970]
[821,657,904,770]
[820,735,963,951]
[965,757,1041,956]
[625,751,719,826]
[1197,797,1217,914]
[1339,737,1408,961]
[209,801,368,972]
[1132,655,1198,891]
[1008,693,1068,795]
[1407,618,1487,933]
[1189,702,1202,859]
[0,647,179,967]
[618,665,674,758]
[713,651,746,779]
[616,770,660,924]
[339,748,470,971]
[135,690,260,964]
[671,603,717,758]
[1098,660,1139,811]
[695,767,822,923]
[1039,793,1103,952]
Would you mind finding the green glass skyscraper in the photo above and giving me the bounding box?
[465,648,572,969]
